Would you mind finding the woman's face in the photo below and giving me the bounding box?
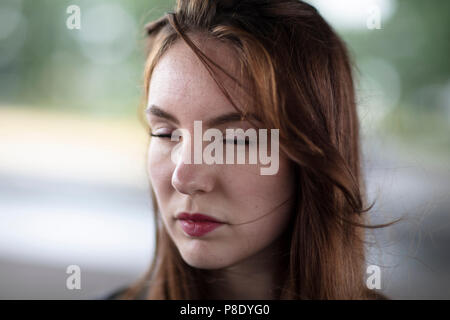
[146,36,295,270]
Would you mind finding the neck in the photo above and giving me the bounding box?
[203,233,290,300]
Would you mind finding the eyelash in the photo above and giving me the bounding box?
[150,132,249,145]
[223,138,250,145]
[150,133,172,138]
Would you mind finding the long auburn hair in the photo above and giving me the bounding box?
[121,0,391,299]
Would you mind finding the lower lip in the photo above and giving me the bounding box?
[178,219,223,237]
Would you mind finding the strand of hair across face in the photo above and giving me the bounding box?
[227,194,295,226]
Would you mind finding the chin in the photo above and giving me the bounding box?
[177,240,233,270]
[182,257,228,270]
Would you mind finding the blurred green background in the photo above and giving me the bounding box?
[0,0,449,157]
[0,0,171,116]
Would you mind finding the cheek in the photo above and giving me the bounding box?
[147,141,174,198]
[221,156,295,241]
[216,161,295,263]
[224,157,295,209]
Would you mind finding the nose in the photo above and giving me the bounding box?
[171,138,215,196]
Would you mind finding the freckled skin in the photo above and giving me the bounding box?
[147,35,296,271]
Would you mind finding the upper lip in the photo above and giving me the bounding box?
[176,212,225,223]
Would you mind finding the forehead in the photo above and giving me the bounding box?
[147,35,247,121]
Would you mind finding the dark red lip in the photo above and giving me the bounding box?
[176,212,225,237]
[176,212,223,223]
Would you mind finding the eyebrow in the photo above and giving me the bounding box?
[146,104,259,127]
[146,104,179,124]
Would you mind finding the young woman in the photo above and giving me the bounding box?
[117,0,389,299]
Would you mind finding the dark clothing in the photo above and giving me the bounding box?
[103,287,128,300]
[103,286,388,300]
[103,284,150,300]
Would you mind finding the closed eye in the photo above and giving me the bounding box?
[150,133,172,138]
[150,131,250,144]
[149,127,173,138]
[223,137,250,145]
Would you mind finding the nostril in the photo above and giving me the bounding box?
[171,162,215,195]
[171,165,195,195]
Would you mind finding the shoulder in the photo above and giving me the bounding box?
[103,283,150,300]
[363,289,389,300]
[102,286,128,300]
